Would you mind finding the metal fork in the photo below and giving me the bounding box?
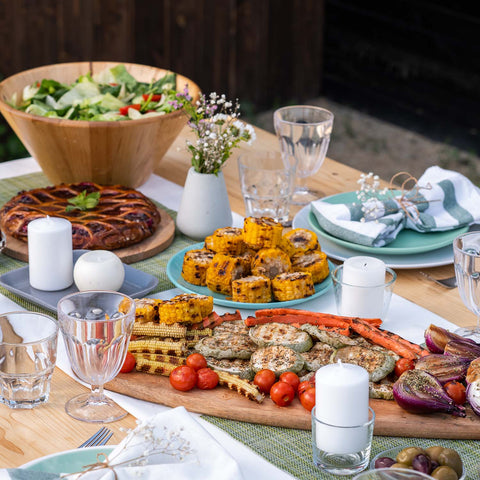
[420,271,457,289]
[78,427,113,448]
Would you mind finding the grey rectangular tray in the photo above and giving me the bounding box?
[0,250,159,313]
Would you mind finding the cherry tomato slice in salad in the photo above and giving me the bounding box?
[119,104,141,116]
[253,369,276,394]
[120,351,136,373]
[142,93,162,102]
[169,365,197,392]
[270,381,295,407]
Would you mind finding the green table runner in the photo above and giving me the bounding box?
[0,173,478,479]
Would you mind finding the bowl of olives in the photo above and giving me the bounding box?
[370,445,464,480]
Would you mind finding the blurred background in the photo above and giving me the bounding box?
[0,0,478,183]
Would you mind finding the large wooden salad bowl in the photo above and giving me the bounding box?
[0,62,201,187]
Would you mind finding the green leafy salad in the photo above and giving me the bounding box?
[9,64,179,121]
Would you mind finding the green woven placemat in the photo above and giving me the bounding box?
[0,173,479,480]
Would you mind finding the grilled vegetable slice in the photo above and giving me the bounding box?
[300,324,357,347]
[132,321,188,338]
[206,253,249,295]
[129,337,189,356]
[248,322,313,352]
[369,380,394,400]
[281,228,319,256]
[332,345,396,382]
[213,319,250,336]
[301,342,336,371]
[181,248,215,285]
[231,275,272,303]
[271,271,315,301]
[250,345,305,375]
[251,248,291,279]
[204,227,245,255]
[195,333,257,359]
[129,297,161,323]
[291,250,329,284]
[158,293,213,324]
[243,217,283,250]
[135,358,177,376]
[215,370,264,403]
[206,357,254,380]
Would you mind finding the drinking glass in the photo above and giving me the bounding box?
[57,290,135,423]
[274,105,334,205]
[453,232,480,341]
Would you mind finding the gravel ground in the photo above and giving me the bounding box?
[253,97,480,185]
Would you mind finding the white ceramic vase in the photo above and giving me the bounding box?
[176,167,233,240]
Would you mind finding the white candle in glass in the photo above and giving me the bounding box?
[341,256,386,318]
[28,216,73,291]
[314,362,370,454]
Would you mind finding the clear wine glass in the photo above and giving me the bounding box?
[57,290,135,423]
[453,232,480,341]
[274,105,334,205]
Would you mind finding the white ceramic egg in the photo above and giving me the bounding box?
[73,250,125,291]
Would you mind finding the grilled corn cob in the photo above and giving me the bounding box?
[204,227,245,255]
[281,228,319,256]
[291,250,329,283]
[133,352,187,366]
[206,253,249,295]
[251,248,291,279]
[158,293,213,324]
[123,298,161,323]
[129,337,189,356]
[215,370,265,403]
[132,321,188,338]
[243,217,283,250]
[181,248,215,286]
[231,275,272,303]
[271,271,315,301]
[135,358,177,376]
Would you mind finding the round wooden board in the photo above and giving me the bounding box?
[2,207,175,265]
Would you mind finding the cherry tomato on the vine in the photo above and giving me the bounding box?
[444,381,466,405]
[169,365,197,392]
[120,351,136,373]
[186,352,208,371]
[394,358,415,377]
[254,369,276,394]
[196,367,219,390]
[279,371,300,393]
[298,379,315,397]
[299,387,316,412]
[270,381,295,407]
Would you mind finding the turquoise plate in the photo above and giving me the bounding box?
[166,243,333,309]
[309,191,468,255]
[21,446,114,474]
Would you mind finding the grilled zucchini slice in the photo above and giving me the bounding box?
[369,380,394,400]
[250,345,305,375]
[249,322,313,352]
[195,333,257,360]
[301,342,337,371]
[300,324,357,348]
[206,357,254,380]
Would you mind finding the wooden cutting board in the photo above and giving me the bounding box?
[106,371,480,439]
[2,207,175,264]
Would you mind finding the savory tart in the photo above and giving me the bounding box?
[0,182,161,250]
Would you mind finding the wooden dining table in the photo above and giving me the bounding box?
[0,124,475,469]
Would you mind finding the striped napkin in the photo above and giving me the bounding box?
[311,166,480,247]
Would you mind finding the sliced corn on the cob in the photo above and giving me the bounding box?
[271,271,315,301]
[129,337,189,356]
[205,253,249,295]
[133,352,187,366]
[204,227,245,255]
[126,298,161,323]
[158,293,213,325]
[231,275,272,303]
[215,370,265,403]
[251,248,291,279]
[181,248,215,286]
[291,250,330,283]
[135,358,177,376]
[243,217,283,250]
[132,321,188,338]
[281,228,319,256]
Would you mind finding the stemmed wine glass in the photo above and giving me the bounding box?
[274,105,334,205]
[453,232,480,341]
[57,290,135,423]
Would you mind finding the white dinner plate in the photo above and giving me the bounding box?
[293,205,454,269]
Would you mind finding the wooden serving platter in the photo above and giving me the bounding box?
[2,207,175,265]
[106,371,480,440]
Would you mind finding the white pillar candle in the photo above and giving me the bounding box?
[28,216,73,291]
[315,362,370,454]
[341,256,386,318]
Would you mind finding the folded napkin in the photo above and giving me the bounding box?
[311,166,480,247]
[4,407,243,480]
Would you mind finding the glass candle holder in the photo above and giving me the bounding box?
[332,264,397,319]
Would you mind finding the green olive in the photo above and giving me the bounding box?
[391,463,411,469]
[431,466,459,480]
[438,448,463,477]
[396,447,426,466]
[425,445,445,463]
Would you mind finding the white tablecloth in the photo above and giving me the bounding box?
[0,158,459,479]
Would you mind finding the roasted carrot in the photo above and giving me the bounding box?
[197,310,243,329]
[245,313,350,330]
[255,308,382,327]
[349,318,420,360]
[378,329,429,356]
